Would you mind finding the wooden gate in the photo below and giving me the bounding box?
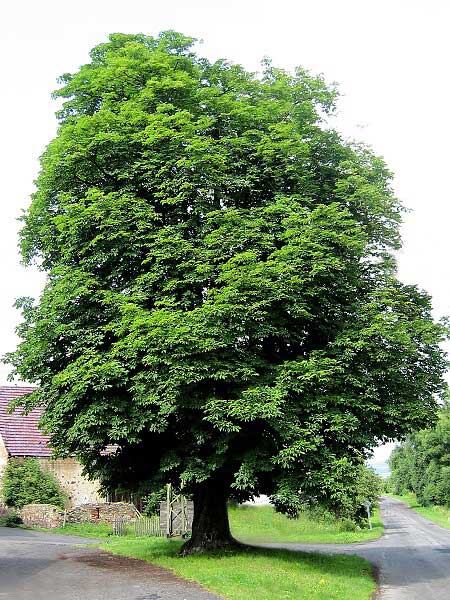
[160,484,193,537]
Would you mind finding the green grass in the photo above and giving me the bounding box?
[101,536,376,600]
[36,522,113,538]
[390,493,450,530]
[229,504,383,544]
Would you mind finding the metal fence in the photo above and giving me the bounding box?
[112,515,162,537]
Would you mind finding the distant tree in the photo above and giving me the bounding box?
[388,439,420,496]
[6,31,448,553]
[2,458,66,509]
[389,405,450,507]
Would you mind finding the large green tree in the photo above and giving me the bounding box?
[7,31,448,553]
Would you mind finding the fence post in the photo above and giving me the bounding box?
[181,495,187,537]
[166,484,172,537]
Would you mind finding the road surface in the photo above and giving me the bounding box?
[261,496,450,599]
[0,527,220,600]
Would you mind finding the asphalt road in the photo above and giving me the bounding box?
[261,496,450,599]
[0,527,221,600]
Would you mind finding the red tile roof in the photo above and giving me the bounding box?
[0,386,52,457]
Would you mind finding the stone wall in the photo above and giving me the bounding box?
[66,502,138,524]
[20,504,64,528]
[19,501,138,528]
[37,457,104,508]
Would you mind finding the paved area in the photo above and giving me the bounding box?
[260,496,450,599]
[0,527,221,600]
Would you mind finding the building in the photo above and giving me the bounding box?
[0,386,103,508]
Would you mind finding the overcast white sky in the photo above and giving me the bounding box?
[1,0,449,464]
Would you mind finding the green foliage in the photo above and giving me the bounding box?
[295,465,381,526]
[0,508,22,527]
[337,518,358,532]
[389,404,450,507]
[6,31,448,525]
[335,465,382,523]
[2,458,66,509]
[141,486,166,516]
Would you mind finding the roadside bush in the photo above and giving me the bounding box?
[2,458,66,509]
[141,487,167,516]
[0,510,22,527]
[329,465,382,525]
[435,467,450,505]
[338,517,358,532]
[352,466,383,522]
[295,464,381,530]
[304,504,336,525]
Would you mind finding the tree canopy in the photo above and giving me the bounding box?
[7,31,448,552]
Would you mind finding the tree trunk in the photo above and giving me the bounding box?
[180,482,240,555]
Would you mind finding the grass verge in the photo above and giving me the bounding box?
[35,522,112,538]
[101,536,376,600]
[390,493,450,530]
[229,504,383,544]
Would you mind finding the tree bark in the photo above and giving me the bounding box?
[180,482,240,555]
